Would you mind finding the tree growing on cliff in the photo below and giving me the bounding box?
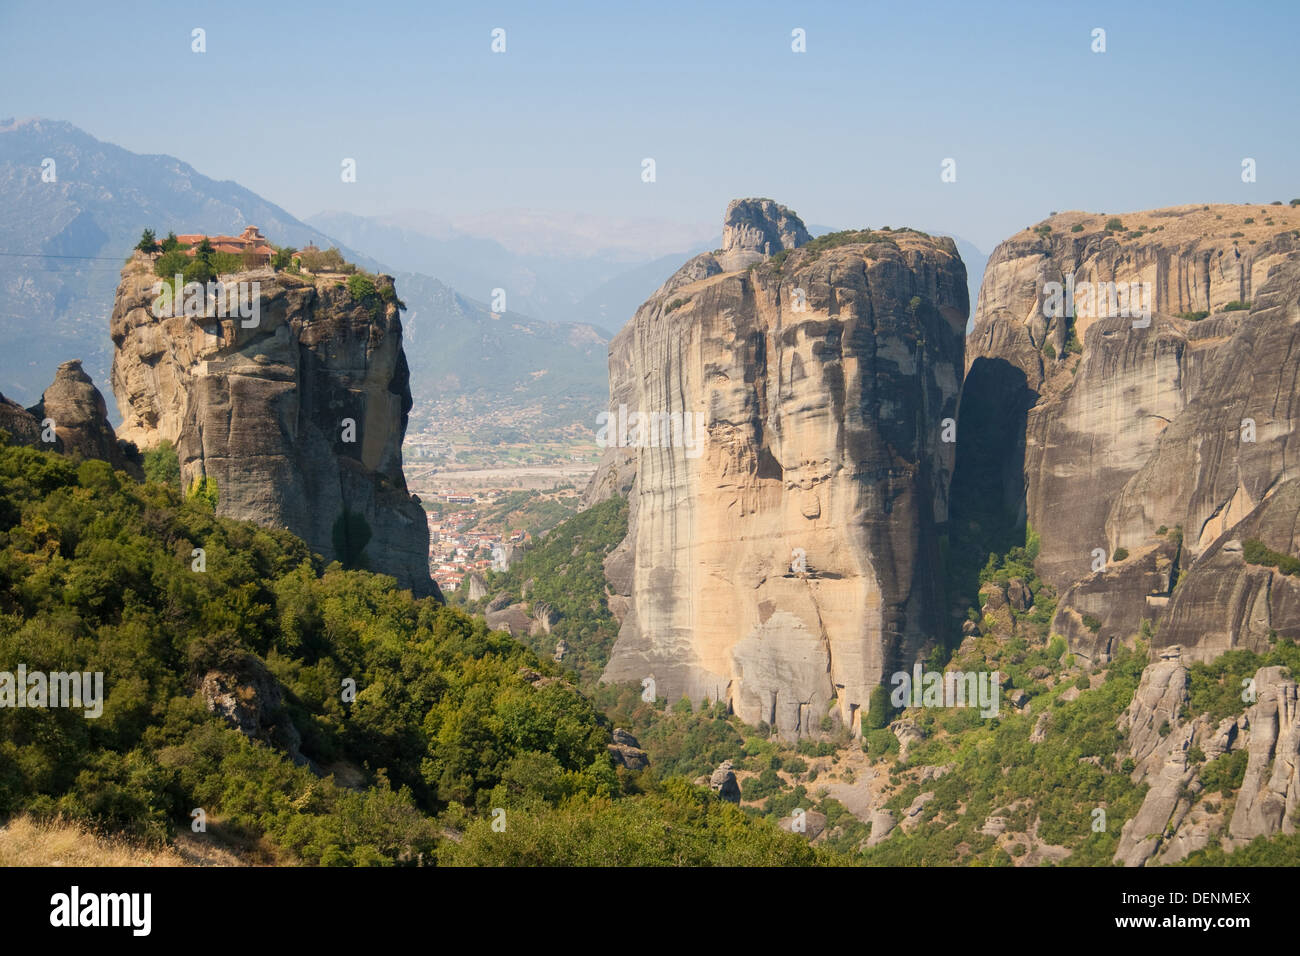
[136,228,159,254]
[142,439,180,490]
[186,475,218,512]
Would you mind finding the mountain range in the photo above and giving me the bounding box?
[0,118,987,429]
[0,118,644,427]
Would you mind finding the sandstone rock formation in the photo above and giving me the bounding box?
[1,360,140,475]
[110,253,437,597]
[708,760,741,802]
[200,658,307,766]
[1111,657,1300,864]
[32,360,141,474]
[606,728,650,771]
[961,204,1300,664]
[593,200,968,738]
[1227,666,1300,846]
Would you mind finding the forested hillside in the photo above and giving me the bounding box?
[0,436,819,865]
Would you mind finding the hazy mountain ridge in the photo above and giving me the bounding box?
[0,119,613,429]
[0,118,370,405]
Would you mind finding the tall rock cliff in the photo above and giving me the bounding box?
[961,203,1300,664]
[595,199,968,737]
[110,253,438,598]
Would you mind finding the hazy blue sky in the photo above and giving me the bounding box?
[3,0,1298,250]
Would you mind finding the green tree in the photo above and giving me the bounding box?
[142,440,181,489]
[136,228,159,254]
[186,475,218,512]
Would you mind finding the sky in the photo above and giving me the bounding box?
[2,0,1298,252]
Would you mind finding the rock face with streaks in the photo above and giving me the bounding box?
[110,252,437,597]
[1227,666,1300,846]
[961,204,1300,664]
[595,199,968,738]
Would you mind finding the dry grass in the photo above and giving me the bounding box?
[0,814,274,867]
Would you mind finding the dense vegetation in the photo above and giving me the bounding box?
[1242,537,1300,576]
[460,497,627,688]
[0,439,815,865]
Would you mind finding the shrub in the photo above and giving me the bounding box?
[210,251,244,275]
[1178,311,1209,321]
[1200,750,1247,796]
[1070,224,1084,232]
[186,475,218,512]
[154,249,190,280]
[298,247,356,274]
[1042,341,1055,360]
[1241,538,1300,575]
[1081,615,1103,634]
[1112,547,1129,561]
[1222,300,1251,312]
[1105,218,1124,231]
[182,258,215,287]
[142,440,180,490]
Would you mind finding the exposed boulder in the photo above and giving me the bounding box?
[529,601,560,637]
[465,572,489,602]
[778,809,827,841]
[1006,577,1032,612]
[199,660,305,765]
[29,360,140,475]
[607,728,650,771]
[866,809,897,847]
[708,760,741,802]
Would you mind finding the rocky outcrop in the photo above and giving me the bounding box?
[1111,657,1300,864]
[199,659,306,765]
[1227,666,1300,846]
[0,393,43,446]
[0,361,140,475]
[717,197,812,272]
[707,760,741,802]
[1157,486,1300,661]
[607,728,650,771]
[962,204,1300,663]
[595,199,968,738]
[866,809,897,846]
[30,360,141,475]
[110,253,437,597]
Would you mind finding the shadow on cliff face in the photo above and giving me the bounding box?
[945,357,1037,638]
[331,508,372,571]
